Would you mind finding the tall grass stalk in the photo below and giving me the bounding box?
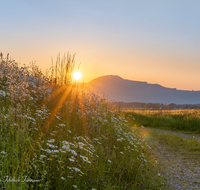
[49,52,76,86]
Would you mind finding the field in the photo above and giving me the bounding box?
[126,110,200,189]
[124,109,200,133]
[0,55,165,189]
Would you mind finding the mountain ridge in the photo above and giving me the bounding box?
[86,75,200,104]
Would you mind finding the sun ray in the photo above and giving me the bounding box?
[45,85,73,131]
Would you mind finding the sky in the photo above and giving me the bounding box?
[1,0,200,90]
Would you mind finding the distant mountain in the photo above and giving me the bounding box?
[86,75,200,104]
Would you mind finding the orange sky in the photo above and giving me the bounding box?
[1,1,200,91]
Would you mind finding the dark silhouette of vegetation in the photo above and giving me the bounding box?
[110,101,200,110]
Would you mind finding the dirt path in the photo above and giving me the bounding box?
[139,127,200,190]
[143,127,200,142]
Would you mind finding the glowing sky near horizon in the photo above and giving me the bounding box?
[1,0,200,90]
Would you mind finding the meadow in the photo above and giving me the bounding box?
[124,110,200,133]
[0,54,164,190]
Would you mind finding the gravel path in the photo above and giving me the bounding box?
[140,127,200,190]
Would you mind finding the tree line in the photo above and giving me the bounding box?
[108,101,200,110]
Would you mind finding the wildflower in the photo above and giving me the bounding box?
[46,143,56,148]
[73,167,84,174]
[0,90,6,97]
[61,177,65,180]
[47,139,55,143]
[46,149,52,153]
[108,159,112,163]
[78,142,84,146]
[58,124,66,127]
[73,185,77,188]
[56,115,61,120]
[38,184,42,187]
[40,155,46,158]
[62,144,70,150]
[60,149,66,153]
[51,155,58,157]
[80,155,89,162]
[69,158,75,162]
[70,149,77,156]
[63,140,70,144]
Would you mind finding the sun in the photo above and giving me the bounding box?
[73,71,82,80]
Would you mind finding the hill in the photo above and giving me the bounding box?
[86,75,200,104]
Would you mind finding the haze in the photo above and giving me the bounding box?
[1,0,200,90]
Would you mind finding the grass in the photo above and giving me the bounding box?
[150,132,200,153]
[0,54,164,189]
[124,110,200,133]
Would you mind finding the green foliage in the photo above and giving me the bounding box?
[125,110,200,133]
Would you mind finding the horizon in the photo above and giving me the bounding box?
[1,1,200,91]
